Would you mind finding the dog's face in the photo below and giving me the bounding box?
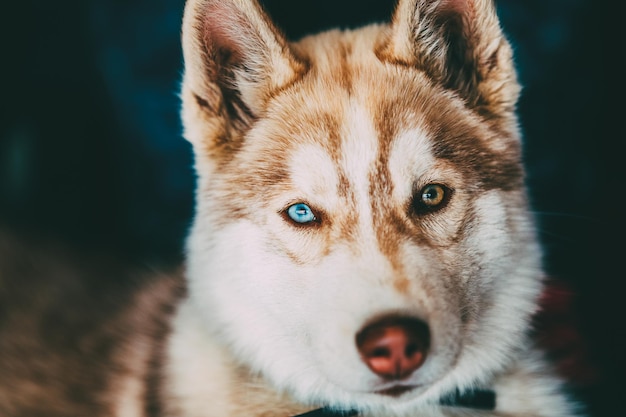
[181,0,543,413]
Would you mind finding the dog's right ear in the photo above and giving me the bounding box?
[378,0,519,120]
[181,0,306,151]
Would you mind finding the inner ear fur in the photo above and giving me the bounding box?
[181,0,306,136]
[378,0,520,118]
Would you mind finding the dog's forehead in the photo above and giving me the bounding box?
[260,70,469,184]
[225,27,523,202]
[261,54,523,194]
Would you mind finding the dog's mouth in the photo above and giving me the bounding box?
[375,385,418,397]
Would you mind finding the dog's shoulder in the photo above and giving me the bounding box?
[0,231,185,417]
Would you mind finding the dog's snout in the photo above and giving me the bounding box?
[356,316,430,380]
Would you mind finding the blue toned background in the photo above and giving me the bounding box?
[0,1,622,415]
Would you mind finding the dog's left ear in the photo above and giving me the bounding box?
[379,0,519,118]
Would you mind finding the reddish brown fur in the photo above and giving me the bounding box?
[191,16,523,279]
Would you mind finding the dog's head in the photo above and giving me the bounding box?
[181,0,543,413]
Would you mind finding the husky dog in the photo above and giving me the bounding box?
[0,0,583,416]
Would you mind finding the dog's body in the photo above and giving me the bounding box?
[0,0,584,416]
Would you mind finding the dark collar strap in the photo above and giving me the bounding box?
[439,388,496,410]
[293,388,496,417]
[292,408,357,417]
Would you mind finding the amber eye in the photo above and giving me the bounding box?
[413,184,450,214]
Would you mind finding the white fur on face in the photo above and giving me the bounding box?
[184,78,542,417]
[183,128,538,415]
[288,144,339,205]
[187,105,541,414]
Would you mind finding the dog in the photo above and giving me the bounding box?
[0,0,584,416]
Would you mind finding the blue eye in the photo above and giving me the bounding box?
[286,203,317,224]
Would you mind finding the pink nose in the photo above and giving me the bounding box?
[356,317,429,380]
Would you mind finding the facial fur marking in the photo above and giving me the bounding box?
[337,101,380,255]
[288,144,340,205]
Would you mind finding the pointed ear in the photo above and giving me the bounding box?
[181,0,306,146]
[378,0,519,117]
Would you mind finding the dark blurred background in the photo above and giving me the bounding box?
[0,0,623,415]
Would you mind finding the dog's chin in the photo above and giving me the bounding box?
[309,377,432,410]
[325,384,436,415]
[290,376,440,414]
[288,349,459,412]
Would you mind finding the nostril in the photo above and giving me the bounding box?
[356,316,430,380]
[405,343,418,357]
[372,347,391,358]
